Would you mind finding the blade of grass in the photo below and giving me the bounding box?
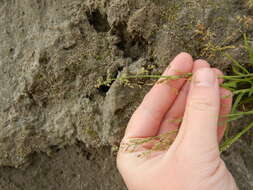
[244,34,253,68]
[231,93,245,113]
[225,53,250,74]
[220,121,253,152]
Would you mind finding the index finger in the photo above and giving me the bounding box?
[124,52,194,139]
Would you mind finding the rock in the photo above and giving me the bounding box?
[0,0,252,189]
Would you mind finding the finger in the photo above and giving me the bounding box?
[157,82,190,135]
[209,69,233,142]
[158,59,210,135]
[193,59,210,70]
[212,68,224,84]
[178,68,220,150]
[124,52,193,138]
[218,88,233,142]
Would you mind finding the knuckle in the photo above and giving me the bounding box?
[188,98,217,111]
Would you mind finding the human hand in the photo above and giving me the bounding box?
[117,53,238,190]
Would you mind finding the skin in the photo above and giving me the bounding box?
[117,53,238,190]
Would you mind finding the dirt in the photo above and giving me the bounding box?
[0,0,253,189]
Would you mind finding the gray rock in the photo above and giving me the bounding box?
[0,0,252,189]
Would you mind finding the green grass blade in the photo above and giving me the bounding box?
[239,96,253,105]
[227,110,253,118]
[225,53,250,74]
[231,93,245,113]
[220,121,253,152]
[244,34,253,68]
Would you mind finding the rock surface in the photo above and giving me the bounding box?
[0,0,253,189]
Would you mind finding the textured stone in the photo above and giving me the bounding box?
[0,0,252,189]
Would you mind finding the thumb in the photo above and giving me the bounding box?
[179,68,220,150]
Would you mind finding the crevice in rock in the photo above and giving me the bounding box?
[98,66,124,96]
[38,50,50,65]
[49,145,61,153]
[87,9,110,33]
[98,84,111,94]
[112,23,148,61]
[75,141,95,161]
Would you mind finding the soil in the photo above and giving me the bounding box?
[0,0,253,189]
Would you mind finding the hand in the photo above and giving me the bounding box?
[117,53,238,190]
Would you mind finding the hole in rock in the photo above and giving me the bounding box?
[87,10,110,33]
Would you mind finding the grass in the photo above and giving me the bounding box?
[97,35,253,156]
[193,23,236,58]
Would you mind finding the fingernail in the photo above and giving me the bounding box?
[194,68,215,87]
